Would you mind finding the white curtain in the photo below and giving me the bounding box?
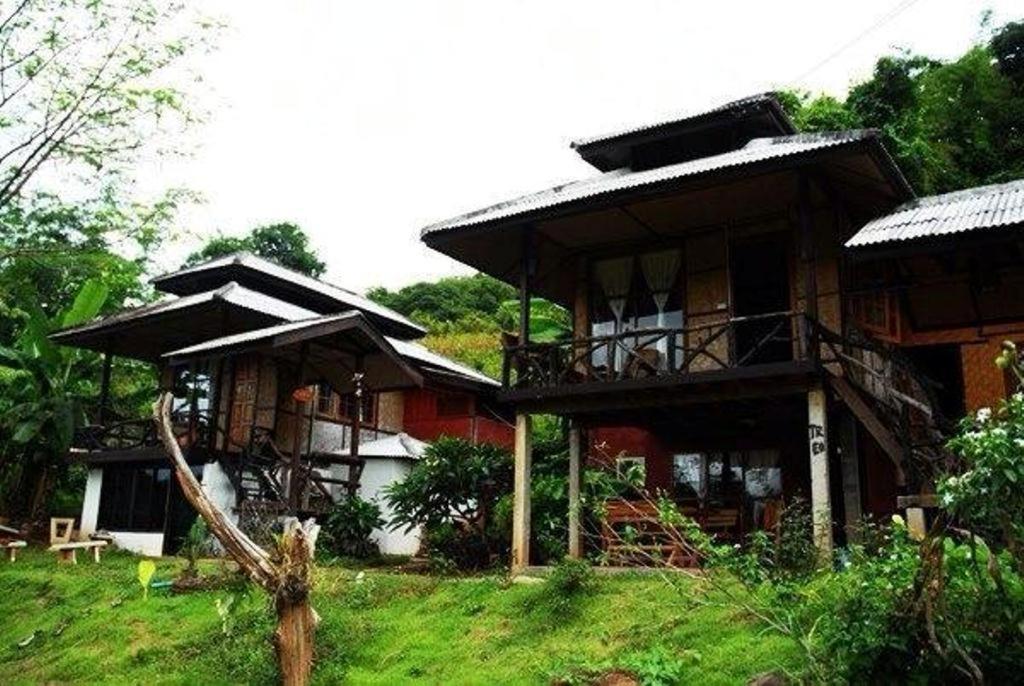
[640,250,680,362]
[595,256,633,370]
[595,256,633,330]
[640,249,681,328]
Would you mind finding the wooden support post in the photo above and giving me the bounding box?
[838,411,863,542]
[798,172,819,362]
[511,413,533,571]
[808,385,833,560]
[519,227,533,346]
[568,421,582,559]
[906,507,927,541]
[289,344,310,510]
[351,356,364,461]
[98,348,113,424]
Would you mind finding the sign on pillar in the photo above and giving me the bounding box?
[808,386,833,560]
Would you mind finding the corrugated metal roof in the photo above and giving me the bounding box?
[151,252,426,337]
[423,130,882,236]
[338,432,428,459]
[846,178,1024,248]
[570,92,793,150]
[386,337,499,387]
[162,314,359,357]
[51,282,316,340]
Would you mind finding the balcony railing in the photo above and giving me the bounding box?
[73,407,212,453]
[502,311,809,391]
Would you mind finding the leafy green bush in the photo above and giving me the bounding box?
[385,436,512,569]
[320,495,384,559]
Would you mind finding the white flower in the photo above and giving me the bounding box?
[976,407,992,423]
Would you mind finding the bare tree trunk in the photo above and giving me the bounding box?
[153,392,318,686]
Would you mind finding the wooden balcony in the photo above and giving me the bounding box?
[500,311,819,412]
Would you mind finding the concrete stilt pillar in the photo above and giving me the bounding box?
[568,421,582,559]
[808,385,833,560]
[512,413,533,571]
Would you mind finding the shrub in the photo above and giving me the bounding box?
[179,517,213,578]
[320,495,384,559]
[547,556,596,597]
[385,436,512,568]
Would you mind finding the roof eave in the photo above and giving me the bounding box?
[422,134,908,247]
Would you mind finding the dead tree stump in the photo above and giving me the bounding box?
[154,392,319,686]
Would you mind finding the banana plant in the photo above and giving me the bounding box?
[0,279,109,469]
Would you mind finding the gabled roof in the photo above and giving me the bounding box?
[49,282,316,361]
[423,130,910,237]
[570,93,797,172]
[52,281,498,389]
[163,313,423,394]
[847,178,1024,248]
[386,337,499,388]
[151,252,426,340]
[571,93,796,149]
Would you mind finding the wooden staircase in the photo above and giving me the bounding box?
[221,429,366,516]
[815,323,955,487]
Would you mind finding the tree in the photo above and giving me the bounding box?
[385,436,512,567]
[0,0,216,211]
[367,273,516,328]
[0,279,108,518]
[990,21,1024,87]
[155,393,319,686]
[186,222,326,277]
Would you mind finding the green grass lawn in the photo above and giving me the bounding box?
[0,549,805,685]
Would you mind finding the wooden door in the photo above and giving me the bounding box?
[228,354,260,449]
[730,235,792,365]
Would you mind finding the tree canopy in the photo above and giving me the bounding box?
[782,20,1024,195]
[185,222,326,277]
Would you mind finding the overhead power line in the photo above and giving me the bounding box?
[791,0,924,85]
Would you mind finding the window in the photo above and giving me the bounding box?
[436,393,472,417]
[97,463,201,532]
[315,384,375,425]
[340,392,376,425]
[671,452,743,504]
[851,290,899,339]
[591,251,683,371]
[316,383,338,417]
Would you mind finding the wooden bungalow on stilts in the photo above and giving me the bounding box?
[51,254,513,556]
[420,93,1024,570]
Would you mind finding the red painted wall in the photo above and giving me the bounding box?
[589,425,674,492]
[402,386,514,449]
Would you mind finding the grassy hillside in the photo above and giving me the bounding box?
[0,550,805,685]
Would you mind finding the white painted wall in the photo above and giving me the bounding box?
[77,461,236,558]
[79,467,102,536]
[201,461,238,525]
[357,457,421,556]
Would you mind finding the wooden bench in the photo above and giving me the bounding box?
[4,540,26,562]
[48,541,108,564]
[600,500,699,568]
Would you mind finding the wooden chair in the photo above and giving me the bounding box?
[48,518,107,564]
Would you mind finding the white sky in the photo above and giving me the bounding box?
[150,0,1019,292]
